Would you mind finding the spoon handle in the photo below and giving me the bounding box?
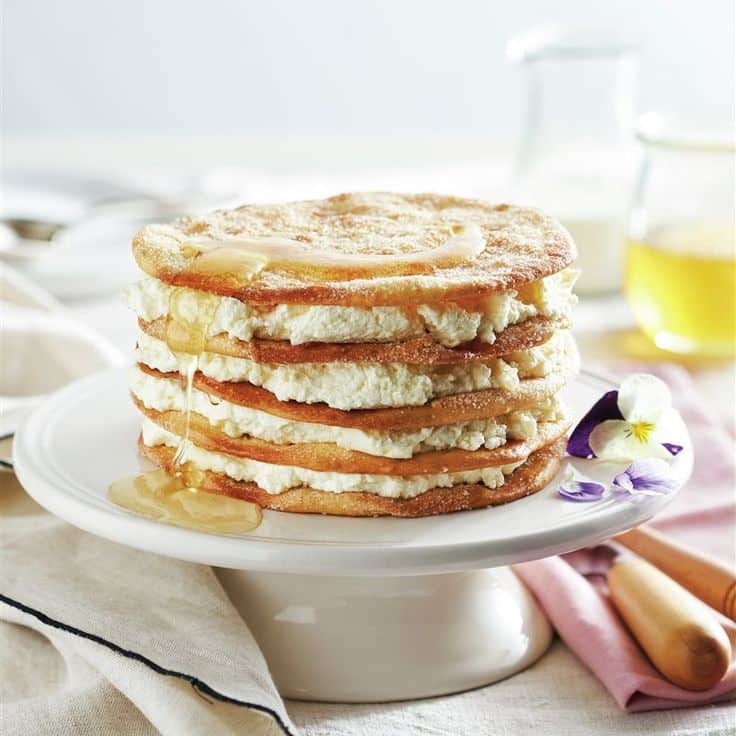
[609,558,731,690]
[615,526,736,620]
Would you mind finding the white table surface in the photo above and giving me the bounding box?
[5,135,735,735]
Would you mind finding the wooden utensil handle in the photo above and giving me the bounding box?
[609,558,731,690]
[616,526,736,620]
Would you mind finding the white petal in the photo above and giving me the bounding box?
[588,420,631,458]
[617,374,672,423]
[589,419,671,462]
[649,408,683,442]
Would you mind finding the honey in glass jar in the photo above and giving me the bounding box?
[626,117,736,357]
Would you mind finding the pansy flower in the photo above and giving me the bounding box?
[568,374,683,463]
[611,458,679,500]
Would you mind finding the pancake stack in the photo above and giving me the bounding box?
[124,192,578,517]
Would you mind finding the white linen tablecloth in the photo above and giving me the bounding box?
[4,466,733,736]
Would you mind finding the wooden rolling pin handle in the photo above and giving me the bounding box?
[615,526,736,621]
[609,558,731,691]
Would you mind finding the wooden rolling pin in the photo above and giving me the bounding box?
[609,558,731,690]
[616,526,736,620]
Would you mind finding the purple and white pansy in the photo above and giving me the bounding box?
[567,374,682,462]
[560,374,685,503]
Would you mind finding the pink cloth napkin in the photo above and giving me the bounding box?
[514,363,736,712]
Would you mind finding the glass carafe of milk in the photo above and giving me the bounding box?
[508,27,639,295]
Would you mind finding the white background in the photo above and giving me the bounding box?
[3,0,734,138]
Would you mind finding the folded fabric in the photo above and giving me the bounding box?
[1,473,294,736]
[0,263,295,736]
[514,362,736,711]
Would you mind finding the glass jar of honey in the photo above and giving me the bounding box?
[626,116,736,358]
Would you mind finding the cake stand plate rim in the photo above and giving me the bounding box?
[13,367,692,576]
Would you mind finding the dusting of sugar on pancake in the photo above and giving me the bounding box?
[181,222,486,281]
[132,193,576,307]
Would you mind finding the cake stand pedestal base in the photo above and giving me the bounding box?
[216,566,552,703]
[16,370,691,703]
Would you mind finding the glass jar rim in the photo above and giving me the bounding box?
[636,113,736,153]
[507,25,638,64]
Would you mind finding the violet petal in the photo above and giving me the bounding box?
[612,472,633,492]
[558,478,606,502]
[567,390,624,458]
[612,458,679,497]
[662,442,684,456]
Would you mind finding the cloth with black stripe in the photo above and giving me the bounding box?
[0,264,294,736]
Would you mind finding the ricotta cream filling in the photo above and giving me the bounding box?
[134,330,570,410]
[130,366,565,458]
[124,269,577,348]
[141,418,524,498]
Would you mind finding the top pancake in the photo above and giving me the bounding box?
[132,192,575,307]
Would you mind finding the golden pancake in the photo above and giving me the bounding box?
[132,193,575,308]
[140,314,568,365]
[134,395,571,474]
[137,363,571,430]
[139,437,566,517]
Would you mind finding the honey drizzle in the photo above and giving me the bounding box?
[110,222,486,529]
[170,355,197,469]
[181,223,485,282]
[108,287,263,534]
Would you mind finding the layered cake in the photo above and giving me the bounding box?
[123,192,578,517]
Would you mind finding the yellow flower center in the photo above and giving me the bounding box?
[629,420,655,443]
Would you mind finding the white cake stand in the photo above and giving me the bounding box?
[13,368,692,702]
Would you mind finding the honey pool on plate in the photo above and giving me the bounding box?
[626,221,736,357]
[109,285,265,534]
[108,469,263,534]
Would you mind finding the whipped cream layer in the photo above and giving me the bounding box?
[135,330,572,410]
[124,269,577,348]
[131,366,565,458]
[141,418,524,498]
